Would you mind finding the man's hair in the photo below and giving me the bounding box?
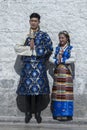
[30,13,40,20]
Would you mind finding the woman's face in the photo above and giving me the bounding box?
[59,34,68,46]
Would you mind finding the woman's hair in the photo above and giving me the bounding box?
[58,31,70,45]
[30,13,41,20]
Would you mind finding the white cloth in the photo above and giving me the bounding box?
[14,44,36,56]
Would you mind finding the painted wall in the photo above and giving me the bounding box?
[0,0,87,120]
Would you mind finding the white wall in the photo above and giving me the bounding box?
[0,0,87,119]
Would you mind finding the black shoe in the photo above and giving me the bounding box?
[35,113,42,123]
[53,116,57,120]
[53,116,73,121]
[67,116,73,121]
[25,113,32,123]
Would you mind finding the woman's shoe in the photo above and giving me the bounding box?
[53,116,73,121]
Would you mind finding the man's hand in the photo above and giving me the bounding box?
[30,39,34,50]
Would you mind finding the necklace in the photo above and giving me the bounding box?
[28,26,40,39]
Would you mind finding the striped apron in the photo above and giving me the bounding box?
[51,63,73,120]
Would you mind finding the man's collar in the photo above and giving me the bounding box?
[28,26,40,39]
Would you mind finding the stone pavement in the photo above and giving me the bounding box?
[0,116,87,130]
[0,122,87,130]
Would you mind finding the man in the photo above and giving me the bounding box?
[15,13,53,123]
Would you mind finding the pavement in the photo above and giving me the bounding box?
[0,123,87,130]
[0,117,87,130]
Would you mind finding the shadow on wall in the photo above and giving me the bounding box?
[14,55,54,113]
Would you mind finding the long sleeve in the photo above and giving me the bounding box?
[49,52,57,64]
[44,33,53,58]
[49,46,59,64]
[65,48,75,64]
[14,44,32,56]
[59,46,75,64]
[14,37,36,56]
[36,32,53,59]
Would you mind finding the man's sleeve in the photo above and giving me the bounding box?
[14,38,32,56]
[43,33,53,59]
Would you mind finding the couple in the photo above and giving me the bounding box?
[14,13,75,123]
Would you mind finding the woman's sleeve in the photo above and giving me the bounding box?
[49,47,58,65]
[65,48,75,64]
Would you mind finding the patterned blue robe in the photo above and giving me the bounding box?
[17,30,53,95]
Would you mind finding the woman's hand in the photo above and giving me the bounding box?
[58,54,62,64]
[58,49,63,64]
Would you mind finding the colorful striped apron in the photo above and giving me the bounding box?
[51,63,73,120]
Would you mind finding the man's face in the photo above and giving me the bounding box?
[29,18,40,30]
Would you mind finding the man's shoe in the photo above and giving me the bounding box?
[25,113,32,123]
[35,113,42,123]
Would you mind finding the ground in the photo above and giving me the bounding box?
[0,123,87,130]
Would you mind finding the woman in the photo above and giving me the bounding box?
[50,31,75,121]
